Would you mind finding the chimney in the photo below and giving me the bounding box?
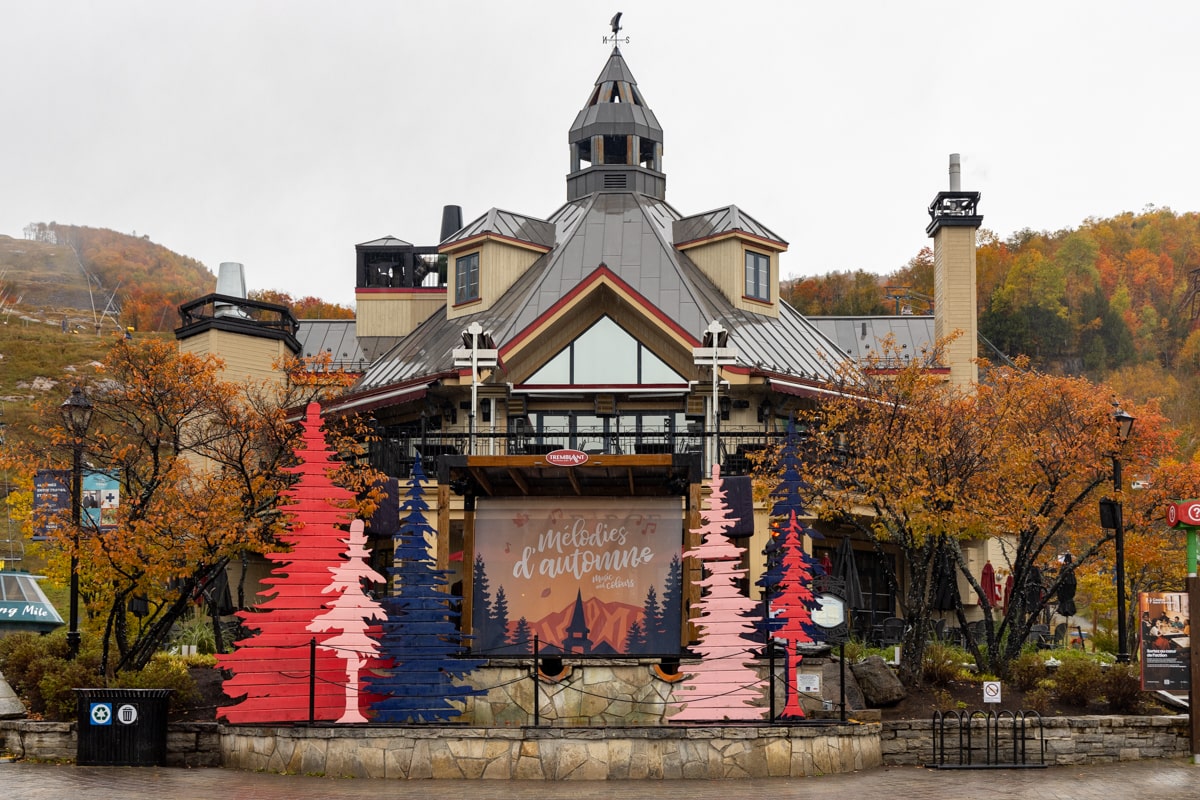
[214,262,248,318]
[440,205,463,243]
[926,154,982,389]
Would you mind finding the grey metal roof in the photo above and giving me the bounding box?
[356,235,412,248]
[296,319,368,372]
[569,46,663,142]
[809,315,939,366]
[354,191,846,392]
[441,208,557,250]
[673,205,786,248]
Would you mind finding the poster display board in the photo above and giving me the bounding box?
[1139,591,1190,691]
[33,469,120,539]
[471,496,683,655]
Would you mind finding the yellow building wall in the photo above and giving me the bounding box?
[356,291,446,339]
[679,236,781,318]
[178,329,290,385]
[446,239,544,322]
[933,226,979,387]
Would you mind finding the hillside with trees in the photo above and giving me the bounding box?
[783,208,1200,453]
[4,223,352,332]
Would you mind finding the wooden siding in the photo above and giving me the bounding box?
[178,329,289,384]
[446,239,543,322]
[679,236,781,319]
[933,226,979,388]
[356,291,446,339]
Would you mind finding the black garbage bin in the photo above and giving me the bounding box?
[75,688,172,766]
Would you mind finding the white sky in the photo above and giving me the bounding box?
[3,2,1198,308]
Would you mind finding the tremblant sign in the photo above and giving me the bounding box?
[545,449,588,467]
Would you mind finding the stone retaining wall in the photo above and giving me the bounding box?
[882,715,1190,766]
[220,723,881,779]
[0,720,221,767]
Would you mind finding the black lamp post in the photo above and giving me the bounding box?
[1108,404,1136,664]
[60,386,93,660]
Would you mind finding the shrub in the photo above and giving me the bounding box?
[38,659,101,719]
[1026,681,1053,715]
[923,642,968,687]
[113,653,200,710]
[1008,651,1048,691]
[1053,656,1104,707]
[1104,663,1142,713]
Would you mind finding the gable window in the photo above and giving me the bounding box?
[455,252,480,304]
[744,250,770,302]
[526,317,685,385]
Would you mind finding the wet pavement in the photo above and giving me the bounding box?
[3,758,1198,799]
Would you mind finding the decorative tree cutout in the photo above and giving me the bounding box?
[367,458,483,722]
[218,402,367,723]
[308,519,387,723]
[673,465,764,721]
[774,510,817,718]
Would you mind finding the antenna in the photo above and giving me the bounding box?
[603,11,630,45]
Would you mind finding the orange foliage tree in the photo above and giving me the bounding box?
[25,337,382,675]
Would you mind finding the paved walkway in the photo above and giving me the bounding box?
[3,759,1198,799]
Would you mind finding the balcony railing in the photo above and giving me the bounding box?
[368,427,795,479]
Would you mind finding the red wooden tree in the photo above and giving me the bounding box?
[673,465,764,721]
[308,519,387,723]
[217,402,366,723]
[774,509,816,718]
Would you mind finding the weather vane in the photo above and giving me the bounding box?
[603,11,630,45]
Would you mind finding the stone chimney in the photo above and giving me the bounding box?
[926,154,982,388]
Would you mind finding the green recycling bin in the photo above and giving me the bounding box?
[75,688,172,766]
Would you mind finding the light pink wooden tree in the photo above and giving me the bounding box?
[673,465,764,721]
[308,519,387,723]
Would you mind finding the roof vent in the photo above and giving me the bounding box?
[603,173,628,189]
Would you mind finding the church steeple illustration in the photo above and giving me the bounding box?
[567,41,665,201]
[562,589,593,654]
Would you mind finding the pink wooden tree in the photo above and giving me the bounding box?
[218,402,366,723]
[673,465,764,721]
[774,509,816,718]
[308,519,387,723]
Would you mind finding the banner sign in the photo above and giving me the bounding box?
[471,496,682,656]
[1139,591,1190,691]
[33,469,120,540]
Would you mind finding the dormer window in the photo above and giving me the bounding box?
[455,252,480,304]
[744,250,770,302]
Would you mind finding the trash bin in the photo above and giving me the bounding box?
[75,688,172,766]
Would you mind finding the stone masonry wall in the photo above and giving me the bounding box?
[883,715,1189,766]
[0,720,221,767]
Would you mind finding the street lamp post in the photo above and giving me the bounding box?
[1110,404,1135,665]
[60,386,93,660]
[691,321,737,477]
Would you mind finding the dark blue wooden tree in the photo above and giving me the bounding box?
[367,458,483,722]
[758,419,822,641]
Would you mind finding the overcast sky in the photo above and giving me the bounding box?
[3,2,1197,308]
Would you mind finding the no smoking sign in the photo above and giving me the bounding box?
[983,681,1002,703]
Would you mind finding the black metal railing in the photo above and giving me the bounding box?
[368,428,798,479]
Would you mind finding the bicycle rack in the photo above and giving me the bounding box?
[929,709,1047,769]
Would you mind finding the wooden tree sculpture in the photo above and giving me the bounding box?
[774,509,817,718]
[673,465,764,721]
[217,402,365,723]
[368,458,483,722]
[308,519,387,723]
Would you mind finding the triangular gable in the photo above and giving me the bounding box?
[526,315,686,386]
[498,264,698,385]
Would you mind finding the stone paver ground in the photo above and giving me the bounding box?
[2,759,1198,799]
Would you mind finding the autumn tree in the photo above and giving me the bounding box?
[28,336,381,675]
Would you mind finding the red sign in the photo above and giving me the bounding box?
[1167,500,1200,528]
[545,449,588,467]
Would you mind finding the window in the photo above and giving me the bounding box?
[526,317,684,385]
[455,253,479,304]
[744,250,770,302]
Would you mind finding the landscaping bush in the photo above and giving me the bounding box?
[113,653,200,710]
[1008,651,1048,691]
[1053,654,1104,707]
[1104,663,1142,713]
[922,641,968,687]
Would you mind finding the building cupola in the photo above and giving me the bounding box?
[567,18,665,201]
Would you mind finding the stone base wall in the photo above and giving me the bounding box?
[0,720,221,767]
[883,715,1190,766]
[220,723,881,779]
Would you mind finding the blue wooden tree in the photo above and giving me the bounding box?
[758,419,822,640]
[367,458,483,722]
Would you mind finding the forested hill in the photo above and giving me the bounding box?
[5,223,214,331]
[783,207,1200,379]
[3,223,352,331]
